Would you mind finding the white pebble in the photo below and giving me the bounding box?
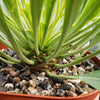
[63,59,69,64]
[68,79,81,84]
[29,80,36,88]
[41,90,54,96]
[5,83,14,89]
[28,87,37,95]
[37,76,44,82]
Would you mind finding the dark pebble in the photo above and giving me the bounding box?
[82,61,91,66]
[7,76,13,83]
[76,64,81,67]
[60,84,72,90]
[22,76,30,81]
[93,65,100,70]
[51,78,64,84]
[0,60,8,68]
[75,86,84,94]
[78,83,85,88]
[15,83,21,89]
[0,73,7,83]
[39,79,48,90]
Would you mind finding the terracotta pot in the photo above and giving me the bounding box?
[0,43,99,100]
[0,42,8,50]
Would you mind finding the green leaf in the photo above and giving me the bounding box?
[71,0,100,34]
[41,0,56,49]
[2,0,33,50]
[90,43,100,58]
[2,0,22,30]
[0,6,34,65]
[79,70,100,91]
[45,0,80,62]
[30,0,44,55]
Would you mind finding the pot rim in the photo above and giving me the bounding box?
[0,90,99,99]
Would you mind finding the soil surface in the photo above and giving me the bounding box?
[0,49,100,97]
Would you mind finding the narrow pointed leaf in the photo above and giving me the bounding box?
[41,0,56,49]
[30,0,44,55]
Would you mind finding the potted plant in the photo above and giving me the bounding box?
[0,0,100,100]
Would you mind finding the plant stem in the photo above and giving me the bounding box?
[45,70,78,79]
[0,57,15,64]
[0,51,21,63]
[54,49,100,68]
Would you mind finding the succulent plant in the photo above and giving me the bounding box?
[0,0,100,90]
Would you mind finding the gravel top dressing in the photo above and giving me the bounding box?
[0,49,100,97]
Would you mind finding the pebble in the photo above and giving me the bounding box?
[13,77,21,83]
[39,79,48,90]
[13,55,19,59]
[14,88,20,93]
[73,53,80,59]
[76,64,81,67]
[21,80,28,86]
[47,85,53,90]
[10,70,18,77]
[85,66,93,71]
[31,73,37,80]
[69,59,74,63]
[8,49,15,57]
[7,90,16,93]
[65,57,70,61]
[7,76,13,83]
[76,86,84,94]
[72,68,78,75]
[68,70,73,75]
[63,59,69,64]
[0,68,10,75]
[28,87,37,95]
[60,84,72,90]
[4,83,14,90]
[29,80,36,88]
[72,65,77,69]
[40,72,46,77]
[36,86,43,92]
[65,90,77,97]
[1,49,8,54]
[0,72,7,83]
[56,89,65,96]
[21,86,27,93]
[93,65,100,70]
[0,60,8,68]
[51,78,64,84]
[54,83,61,89]
[22,68,31,77]
[81,91,88,95]
[15,83,21,88]
[57,68,66,74]
[84,85,94,93]
[68,79,81,84]
[37,76,44,82]
[82,60,92,66]
[67,83,75,92]
[78,67,85,74]
[41,90,54,96]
